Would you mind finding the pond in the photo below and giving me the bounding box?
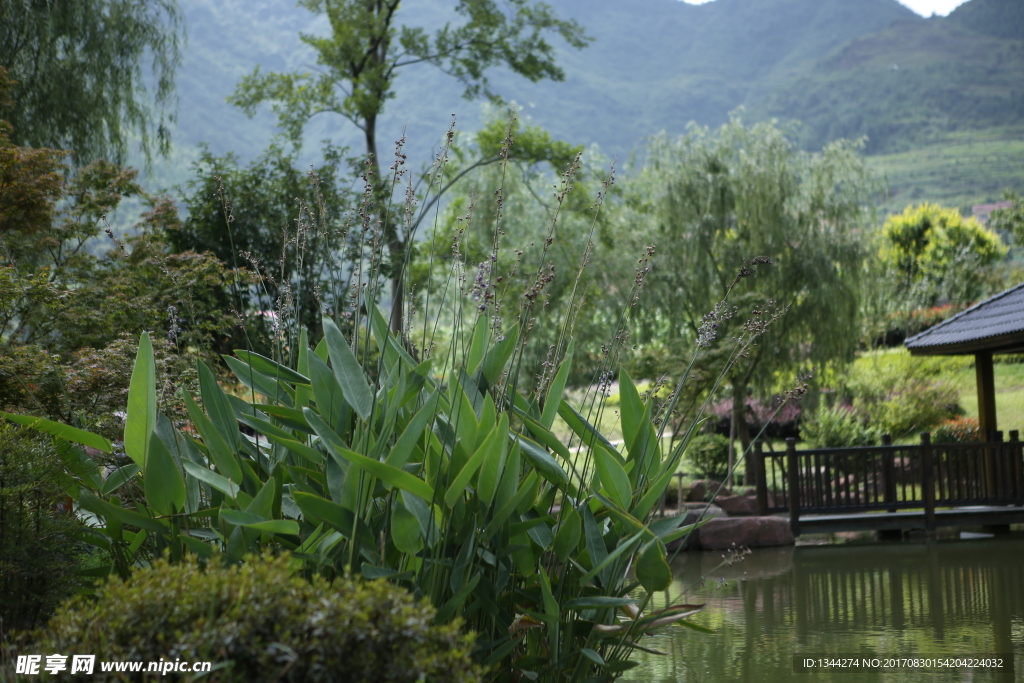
[623,536,1024,683]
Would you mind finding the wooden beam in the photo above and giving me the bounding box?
[976,351,997,438]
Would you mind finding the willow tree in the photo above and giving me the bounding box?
[228,0,589,331]
[0,0,181,164]
[625,117,876,478]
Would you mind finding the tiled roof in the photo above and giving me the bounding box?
[905,283,1024,353]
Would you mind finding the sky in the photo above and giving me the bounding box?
[681,0,971,16]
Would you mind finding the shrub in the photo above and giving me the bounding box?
[0,424,85,631]
[20,553,481,683]
[800,404,879,448]
[687,432,731,478]
[933,417,981,443]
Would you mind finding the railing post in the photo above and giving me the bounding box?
[992,430,1004,499]
[882,433,896,512]
[755,441,768,515]
[1010,430,1023,500]
[921,432,935,533]
[786,437,800,536]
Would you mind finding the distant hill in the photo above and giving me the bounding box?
[142,0,1022,211]
[749,0,1024,154]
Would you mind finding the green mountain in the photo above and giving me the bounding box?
[146,0,1021,211]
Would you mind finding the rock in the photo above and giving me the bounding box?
[666,505,726,551]
[715,495,759,516]
[686,479,731,502]
[697,516,794,550]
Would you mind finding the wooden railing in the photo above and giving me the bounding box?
[754,431,1024,534]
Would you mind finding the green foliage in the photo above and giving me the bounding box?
[879,202,1007,308]
[0,0,181,163]
[800,404,879,449]
[989,191,1024,246]
[19,552,481,683]
[623,116,876,457]
[0,424,86,631]
[933,417,981,444]
[173,144,355,353]
[844,350,963,440]
[685,433,730,479]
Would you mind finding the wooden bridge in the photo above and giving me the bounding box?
[753,432,1024,536]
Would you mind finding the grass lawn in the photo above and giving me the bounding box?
[950,361,1024,434]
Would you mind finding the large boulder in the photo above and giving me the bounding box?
[685,479,731,502]
[715,495,759,516]
[697,516,794,550]
[666,504,726,551]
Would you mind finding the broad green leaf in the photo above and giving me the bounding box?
[515,434,569,487]
[199,361,241,451]
[632,467,678,520]
[563,596,636,610]
[144,432,185,516]
[435,574,481,624]
[101,464,140,495]
[257,404,314,433]
[292,491,371,546]
[557,400,623,464]
[245,477,276,518]
[467,314,489,374]
[182,460,239,499]
[308,353,349,431]
[635,540,672,593]
[482,470,539,539]
[541,340,574,429]
[580,649,605,666]
[266,434,325,465]
[478,326,519,386]
[451,533,476,592]
[180,536,214,558]
[237,412,294,442]
[295,328,311,409]
[473,414,509,507]
[124,331,155,467]
[578,530,645,589]
[223,355,293,407]
[220,509,298,535]
[444,420,500,509]
[593,445,631,511]
[233,350,310,385]
[384,391,437,468]
[78,490,166,533]
[552,506,581,560]
[617,368,644,451]
[582,505,608,581]
[305,408,434,502]
[322,316,373,420]
[184,393,243,483]
[391,502,423,554]
[1,412,112,453]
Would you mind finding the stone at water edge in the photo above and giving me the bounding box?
[685,479,732,502]
[697,516,794,550]
[715,495,759,516]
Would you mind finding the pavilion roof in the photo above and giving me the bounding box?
[906,283,1024,356]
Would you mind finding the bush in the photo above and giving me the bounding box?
[20,553,481,683]
[687,432,731,479]
[933,417,981,443]
[800,404,879,448]
[0,424,85,631]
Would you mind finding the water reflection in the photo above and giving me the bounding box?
[623,539,1024,683]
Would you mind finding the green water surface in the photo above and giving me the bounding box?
[622,537,1024,683]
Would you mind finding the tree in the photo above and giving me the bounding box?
[989,190,1024,245]
[228,0,590,332]
[172,144,356,355]
[623,117,876,477]
[879,202,1007,309]
[0,0,181,164]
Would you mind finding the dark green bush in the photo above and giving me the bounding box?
[686,432,731,479]
[21,553,482,683]
[800,404,880,448]
[0,424,84,631]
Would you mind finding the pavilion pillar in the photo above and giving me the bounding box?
[976,351,997,438]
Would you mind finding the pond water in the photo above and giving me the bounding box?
[622,536,1024,683]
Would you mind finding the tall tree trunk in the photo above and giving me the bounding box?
[363,114,406,334]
